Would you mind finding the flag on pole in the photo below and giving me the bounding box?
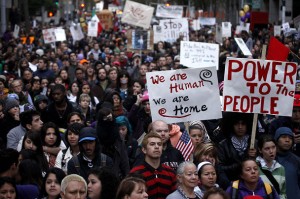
[266,37,289,61]
[176,130,194,161]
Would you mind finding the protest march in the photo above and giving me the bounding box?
[0,0,300,199]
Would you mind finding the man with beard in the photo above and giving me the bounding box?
[67,127,113,181]
[92,68,112,101]
[44,84,80,129]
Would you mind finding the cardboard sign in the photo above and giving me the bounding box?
[282,22,290,33]
[234,38,252,56]
[13,25,20,38]
[199,17,216,26]
[156,4,183,19]
[54,28,66,42]
[70,24,84,41]
[121,0,154,29]
[155,18,189,43]
[274,25,281,36]
[146,68,222,123]
[223,58,297,116]
[97,10,113,30]
[180,41,219,69]
[236,23,250,34]
[88,21,98,37]
[42,28,56,44]
[222,22,232,38]
[192,19,201,31]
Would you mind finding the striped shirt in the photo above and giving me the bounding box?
[130,161,177,199]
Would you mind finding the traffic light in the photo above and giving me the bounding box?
[48,11,54,17]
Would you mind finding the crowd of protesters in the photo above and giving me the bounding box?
[0,15,300,199]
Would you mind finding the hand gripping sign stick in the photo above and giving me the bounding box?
[250,45,267,149]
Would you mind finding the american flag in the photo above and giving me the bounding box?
[176,130,194,161]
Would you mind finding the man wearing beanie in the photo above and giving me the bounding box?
[275,127,300,199]
[0,98,20,148]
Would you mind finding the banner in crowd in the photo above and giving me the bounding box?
[70,24,84,41]
[223,58,297,116]
[199,17,216,26]
[127,29,153,50]
[234,38,252,56]
[88,21,98,37]
[235,23,250,34]
[180,41,219,69]
[156,4,183,19]
[274,25,281,36]
[222,22,232,37]
[146,68,222,123]
[97,10,113,30]
[42,28,56,43]
[13,24,20,38]
[54,28,66,42]
[154,18,189,43]
[121,0,154,29]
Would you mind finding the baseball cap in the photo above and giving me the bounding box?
[79,127,97,143]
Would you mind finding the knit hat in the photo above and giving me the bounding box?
[0,75,6,82]
[4,98,19,112]
[7,93,19,101]
[274,127,294,141]
[34,94,48,105]
[79,127,97,143]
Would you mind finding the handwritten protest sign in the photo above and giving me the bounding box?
[274,25,281,36]
[156,4,183,19]
[121,0,154,29]
[222,22,232,37]
[223,58,297,116]
[97,10,113,30]
[155,18,189,43]
[42,28,56,44]
[180,41,219,69]
[13,25,20,38]
[146,68,222,123]
[88,21,98,37]
[282,22,290,33]
[70,24,84,41]
[199,17,216,26]
[234,38,252,56]
[235,23,250,34]
[54,28,66,42]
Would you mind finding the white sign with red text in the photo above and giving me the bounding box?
[223,58,297,116]
[146,68,222,123]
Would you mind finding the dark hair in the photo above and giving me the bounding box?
[238,158,258,177]
[117,70,132,89]
[116,177,146,199]
[41,122,61,147]
[67,111,85,124]
[76,81,97,106]
[21,132,49,172]
[193,143,218,166]
[202,187,230,199]
[0,148,19,174]
[257,134,276,150]
[88,167,119,199]
[41,167,66,199]
[65,122,85,147]
[0,177,18,198]
[20,110,40,129]
[18,159,43,190]
[50,83,66,94]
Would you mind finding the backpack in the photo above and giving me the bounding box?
[72,153,107,176]
[231,180,273,199]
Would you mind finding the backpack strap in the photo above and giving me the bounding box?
[100,153,106,167]
[72,155,81,175]
[232,180,239,199]
[264,182,273,199]
[61,149,68,168]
